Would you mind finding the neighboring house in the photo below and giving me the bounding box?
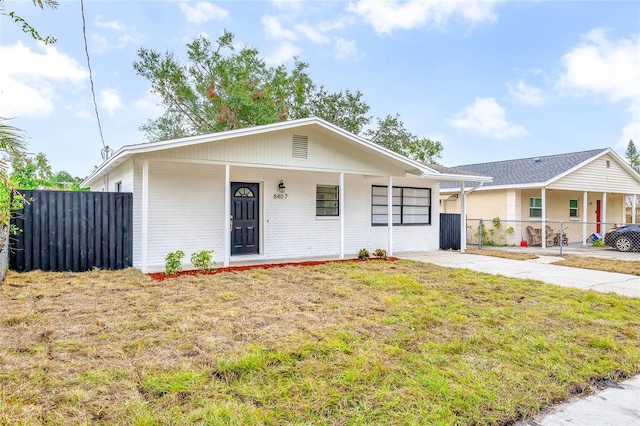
[83,117,490,272]
[440,148,640,245]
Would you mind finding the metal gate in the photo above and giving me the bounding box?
[440,213,461,250]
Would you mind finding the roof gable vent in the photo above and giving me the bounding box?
[292,135,308,159]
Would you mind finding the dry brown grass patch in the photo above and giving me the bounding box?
[554,255,640,276]
[466,248,539,260]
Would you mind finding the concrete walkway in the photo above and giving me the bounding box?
[401,250,640,426]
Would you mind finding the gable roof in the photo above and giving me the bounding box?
[83,117,492,187]
[440,147,640,190]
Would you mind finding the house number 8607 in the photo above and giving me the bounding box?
[273,193,288,199]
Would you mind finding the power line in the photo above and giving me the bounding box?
[79,0,111,160]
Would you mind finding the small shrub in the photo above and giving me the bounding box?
[190,250,217,273]
[373,248,387,259]
[592,238,605,247]
[358,248,370,261]
[165,250,185,275]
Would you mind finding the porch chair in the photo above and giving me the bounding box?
[526,226,542,245]
[545,225,556,246]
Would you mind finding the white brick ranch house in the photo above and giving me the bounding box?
[83,117,490,272]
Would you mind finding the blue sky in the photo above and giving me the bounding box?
[1,0,639,178]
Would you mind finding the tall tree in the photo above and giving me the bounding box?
[134,31,314,139]
[135,30,444,164]
[625,140,639,172]
[365,115,443,163]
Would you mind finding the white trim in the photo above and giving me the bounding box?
[388,176,393,256]
[583,192,588,246]
[82,117,493,188]
[460,181,466,253]
[141,159,149,273]
[633,195,637,224]
[223,165,230,267]
[339,172,344,259]
[602,192,607,227]
[118,156,405,177]
[541,187,546,249]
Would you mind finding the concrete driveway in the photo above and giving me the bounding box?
[400,250,640,425]
[403,250,640,298]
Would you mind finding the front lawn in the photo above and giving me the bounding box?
[1,261,639,425]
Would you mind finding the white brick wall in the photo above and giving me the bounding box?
[344,175,440,255]
[135,162,441,271]
[145,162,225,271]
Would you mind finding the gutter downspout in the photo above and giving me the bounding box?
[460,181,485,254]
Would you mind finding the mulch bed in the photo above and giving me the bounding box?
[149,257,398,281]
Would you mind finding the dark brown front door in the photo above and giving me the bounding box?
[231,182,259,255]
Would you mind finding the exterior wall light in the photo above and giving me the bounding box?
[278,180,286,193]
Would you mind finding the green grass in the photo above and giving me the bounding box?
[0,261,639,425]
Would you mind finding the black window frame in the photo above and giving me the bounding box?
[316,185,339,217]
[371,185,431,226]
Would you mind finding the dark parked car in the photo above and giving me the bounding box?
[604,224,640,252]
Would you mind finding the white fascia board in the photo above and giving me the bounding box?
[427,173,493,183]
[82,117,435,187]
[440,182,543,193]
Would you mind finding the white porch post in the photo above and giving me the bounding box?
[582,191,588,246]
[633,195,637,224]
[460,181,466,253]
[141,159,149,273]
[388,176,393,256]
[223,164,230,267]
[339,172,345,259]
[541,187,546,248]
[602,192,607,231]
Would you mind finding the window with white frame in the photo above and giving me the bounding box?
[316,185,339,216]
[371,185,431,226]
[530,197,542,218]
[569,199,578,218]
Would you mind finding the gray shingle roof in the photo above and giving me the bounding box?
[422,162,490,178]
[441,148,609,189]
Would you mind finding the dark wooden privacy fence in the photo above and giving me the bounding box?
[439,213,461,250]
[10,190,133,272]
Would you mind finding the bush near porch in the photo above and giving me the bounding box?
[1,261,639,425]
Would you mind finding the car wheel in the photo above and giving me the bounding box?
[614,236,633,252]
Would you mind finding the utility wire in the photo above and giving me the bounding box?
[80,0,111,159]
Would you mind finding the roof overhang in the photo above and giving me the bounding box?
[82,117,492,187]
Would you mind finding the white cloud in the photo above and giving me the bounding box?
[507,80,544,106]
[295,23,331,44]
[99,88,123,116]
[0,42,88,117]
[263,16,297,41]
[447,97,526,139]
[347,0,501,35]
[94,18,125,31]
[92,17,138,51]
[264,42,301,66]
[334,38,362,61]
[558,29,640,146]
[179,2,228,25]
